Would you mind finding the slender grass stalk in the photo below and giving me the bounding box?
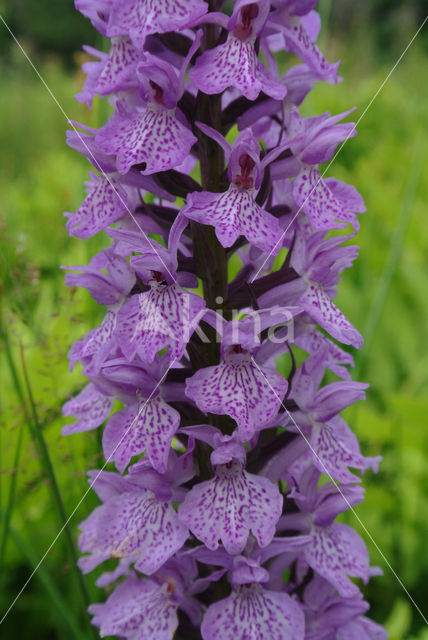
[12,342,94,634]
[0,509,86,640]
[0,421,24,568]
[0,328,27,570]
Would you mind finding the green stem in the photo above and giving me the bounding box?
[18,345,95,633]
[0,328,26,570]
[187,21,235,610]
[190,23,233,413]
[0,421,24,569]
[194,22,228,312]
[0,509,85,640]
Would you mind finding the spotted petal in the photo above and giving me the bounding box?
[79,504,117,574]
[183,187,282,253]
[80,310,119,376]
[189,35,285,101]
[103,397,180,473]
[117,284,205,363]
[178,461,282,554]
[95,107,197,175]
[89,574,178,640]
[98,36,139,91]
[296,327,354,379]
[185,360,287,441]
[325,178,366,232]
[300,283,363,348]
[77,37,139,106]
[79,489,188,575]
[310,421,366,483]
[283,16,339,82]
[201,584,305,640]
[62,383,113,435]
[65,173,132,238]
[292,166,347,230]
[304,523,370,597]
[107,0,208,49]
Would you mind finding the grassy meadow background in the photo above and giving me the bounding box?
[1,1,428,637]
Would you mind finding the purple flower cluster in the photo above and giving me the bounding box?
[63,1,387,638]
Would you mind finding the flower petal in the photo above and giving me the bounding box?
[179,462,282,554]
[337,616,389,640]
[283,17,339,82]
[190,35,284,100]
[183,187,282,253]
[89,574,178,640]
[96,107,197,175]
[304,523,370,597]
[292,166,347,230]
[117,284,205,363]
[80,310,119,375]
[79,489,188,575]
[65,173,132,238]
[201,584,305,640]
[300,283,363,348]
[62,383,113,435]
[295,327,354,379]
[310,421,365,483]
[77,37,139,106]
[314,381,368,422]
[94,36,139,95]
[107,0,208,49]
[103,397,180,473]
[185,361,286,441]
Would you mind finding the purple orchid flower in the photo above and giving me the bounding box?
[181,124,286,253]
[89,555,225,639]
[201,556,305,640]
[107,0,208,50]
[189,1,286,100]
[102,368,181,473]
[75,0,113,36]
[77,37,140,107]
[303,574,387,640]
[284,349,381,482]
[185,311,290,441]
[178,427,283,553]
[268,108,361,230]
[62,382,114,435]
[95,34,201,174]
[78,448,193,576]
[64,171,140,238]
[260,228,364,348]
[267,1,340,83]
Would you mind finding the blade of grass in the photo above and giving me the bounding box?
[18,345,94,620]
[0,330,95,635]
[1,327,26,405]
[0,508,86,640]
[0,421,24,568]
[0,327,28,569]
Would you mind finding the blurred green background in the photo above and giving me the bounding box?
[0,1,427,638]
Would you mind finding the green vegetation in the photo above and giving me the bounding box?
[0,22,427,640]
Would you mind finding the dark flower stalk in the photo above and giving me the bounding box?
[62,1,387,638]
